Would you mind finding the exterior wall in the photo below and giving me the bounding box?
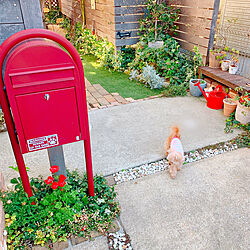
[0,0,43,45]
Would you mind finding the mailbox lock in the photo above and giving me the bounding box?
[44,94,50,101]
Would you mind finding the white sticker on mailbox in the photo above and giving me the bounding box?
[27,134,59,151]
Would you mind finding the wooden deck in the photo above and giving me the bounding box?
[199,66,250,93]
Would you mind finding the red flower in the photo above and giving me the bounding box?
[31,201,36,205]
[59,175,66,183]
[51,182,59,190]
[61,188,63,191]
[59,181,66,188]
[45,176,54,185]
[58,175,66,187]
[50,165,59,174]
[81,225,87,231]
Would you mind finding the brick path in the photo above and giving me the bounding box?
[85,78,135,110]
[85,78,161,110]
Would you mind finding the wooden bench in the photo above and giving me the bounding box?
[198,66,250,93]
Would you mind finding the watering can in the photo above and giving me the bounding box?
[195,82,227,110]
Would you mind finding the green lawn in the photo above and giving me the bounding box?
[82,55,162,99]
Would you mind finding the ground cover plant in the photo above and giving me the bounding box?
[1,167,119,249]
[224,111,250,134]
[82,55,162,99]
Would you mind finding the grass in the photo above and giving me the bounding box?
[82,55,162,99]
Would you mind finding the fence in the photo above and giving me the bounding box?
[215,0,250,78]
[61,0,219,58]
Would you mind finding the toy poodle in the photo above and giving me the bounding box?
[165,126,184,179]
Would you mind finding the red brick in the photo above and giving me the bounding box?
[104,95,116,103]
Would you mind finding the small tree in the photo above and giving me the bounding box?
[139,0,180,42]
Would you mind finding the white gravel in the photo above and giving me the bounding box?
[113,141,238,184]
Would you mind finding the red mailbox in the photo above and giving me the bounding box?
[0,29,94,197]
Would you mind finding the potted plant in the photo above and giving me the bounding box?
[229,49,240,74]
[189,46,206,96]
[209,48,226,68]
[220,46,230,71]
[138,0,180,47]
[235,87,250,124]
[223,98,237,117]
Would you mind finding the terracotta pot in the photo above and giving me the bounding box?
[209,53,221,68]
[235,102,250,124]
[223,98,237,117]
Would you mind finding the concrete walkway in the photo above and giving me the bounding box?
[0,96,239,183]
[117,148,250,250]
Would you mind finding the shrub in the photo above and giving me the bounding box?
[62,21,121,70]
[128,35,199,86]
[1,169,119,249]
[162,84,188,97]
[140,65,165,89]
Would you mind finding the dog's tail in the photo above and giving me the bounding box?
[171,126,180,138]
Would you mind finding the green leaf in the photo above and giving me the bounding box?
[10,178,18,184]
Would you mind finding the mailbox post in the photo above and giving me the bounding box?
[0,29,95,197]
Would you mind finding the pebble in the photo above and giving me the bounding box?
[113,141,238,184]
[108,232,132,250]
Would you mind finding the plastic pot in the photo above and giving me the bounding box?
[189,79,206,97]
[148,41,164,49]
[221,60,230,71]
[235,103,250,124]
[229,65,238,74]
[223,98,237,117]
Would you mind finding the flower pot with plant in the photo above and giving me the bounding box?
[221,60,230,71]
[189,46,206,96]
[138,0,180,46]
[209,48,226,68]
[234,88,250,124]
[229,48,239,74]
[219,46,230,71]
[223,98,237,117]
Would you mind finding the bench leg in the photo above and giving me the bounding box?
[198,70,202,79]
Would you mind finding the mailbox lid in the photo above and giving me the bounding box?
[15,87,81,153]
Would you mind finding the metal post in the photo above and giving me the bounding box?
[47,146,67,177]
[84,136,95,196]
[206,0,221,65]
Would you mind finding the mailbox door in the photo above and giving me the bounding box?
[15,87,81,153]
